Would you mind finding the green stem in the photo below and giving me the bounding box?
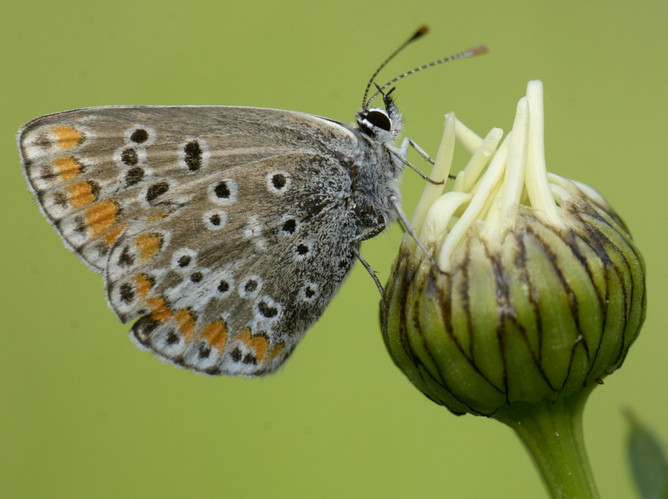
[494,386,599,499]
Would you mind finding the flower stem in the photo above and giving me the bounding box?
[494,385,599,498]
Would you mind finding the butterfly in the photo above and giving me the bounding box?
[17,26,485,377]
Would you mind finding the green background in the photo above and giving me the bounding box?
[2,1,666,497]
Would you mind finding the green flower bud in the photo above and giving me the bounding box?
[382,81,646,416]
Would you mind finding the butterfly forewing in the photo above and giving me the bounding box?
[19,106,369,376]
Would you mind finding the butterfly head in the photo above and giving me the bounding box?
[356,89,403,144]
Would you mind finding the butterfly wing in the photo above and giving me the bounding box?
[19,106,363,376]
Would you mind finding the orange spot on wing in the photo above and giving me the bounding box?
[102,222,126,245]
[174,309,196,341]
[52,125,83,150]
[135,233,162,263]
[238,328,269,363]
[52,156,82,181]
[66,181,97,208]
[147,212,168,223]
[135,274,154,300]
[85,200,118,236]
[147,297,171,322]
[201,321,228,351]
[268,343,285,361]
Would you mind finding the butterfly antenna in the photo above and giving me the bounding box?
[362,25,429,109]
[366,44,488,105]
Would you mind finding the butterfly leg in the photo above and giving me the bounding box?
[406,138,457,180]
[389,195,438,268]
[385,144,444,185]
[400,137,435,164]
[351,219,390,295]
[354,248,384,296]
[394,138,459,181]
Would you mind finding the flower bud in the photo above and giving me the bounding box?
[382,81,646,415]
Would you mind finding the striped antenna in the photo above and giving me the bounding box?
[364,43,488,107]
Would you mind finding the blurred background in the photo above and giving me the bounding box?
[2,0,666,497]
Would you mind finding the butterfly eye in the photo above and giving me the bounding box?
[364,110,392,131]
